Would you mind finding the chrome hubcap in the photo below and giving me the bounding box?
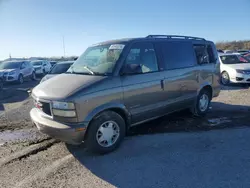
[199,94,209,112]
[96,121,120,147]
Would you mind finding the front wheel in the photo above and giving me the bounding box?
[31,72,36,81]
[18,74,24,84]
[191,89,211,117]
[0,79,3,91]
[85,111,126,154]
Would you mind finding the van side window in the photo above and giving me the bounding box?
[207,45,216,63]
[125,42,158,73]
[194,44,216,64]
[161,41,195,70]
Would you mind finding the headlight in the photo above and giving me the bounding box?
[9,71,16,75]
[236,69,246,74]
[52,109,76,117]
[52,101,75,110]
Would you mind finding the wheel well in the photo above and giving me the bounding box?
[202,85,213,99]
[84,108,129,139]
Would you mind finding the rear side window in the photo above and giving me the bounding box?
[160,41,195,70]
[194,44,216,64]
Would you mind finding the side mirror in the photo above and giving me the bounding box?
[121,64,142,75]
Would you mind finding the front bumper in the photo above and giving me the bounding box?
[30,108,88,145]
[34,69,43,74]
[3,74,18,82]
[230,73,250,83]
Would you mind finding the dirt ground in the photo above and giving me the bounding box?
[1,82,250,188]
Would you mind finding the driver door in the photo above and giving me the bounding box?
[121,42,165,125]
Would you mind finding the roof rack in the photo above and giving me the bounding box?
[146,35,205,41]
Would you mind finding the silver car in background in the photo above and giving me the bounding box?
[0,60,36,84]
[40,61,74,83]
[31,60,52,75]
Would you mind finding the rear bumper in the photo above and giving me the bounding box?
[30,108,88,145]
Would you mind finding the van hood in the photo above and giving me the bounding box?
[32,73,106,100]
[40,74,57,83]
[226,63,250,70]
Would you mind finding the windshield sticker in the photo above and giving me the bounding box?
[109,44,125,50]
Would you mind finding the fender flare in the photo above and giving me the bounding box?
[84,102,131,125]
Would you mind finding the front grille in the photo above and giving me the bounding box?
[40,101,52,116]
[247,79,250,82]
[34,98,52,116]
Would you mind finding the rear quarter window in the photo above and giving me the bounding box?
[160,41,196,70]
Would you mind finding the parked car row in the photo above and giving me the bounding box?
[218,49,250,56]
[0,59,68,86]
[30,35,221,154]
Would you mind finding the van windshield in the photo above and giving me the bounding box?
[68,43,125,75]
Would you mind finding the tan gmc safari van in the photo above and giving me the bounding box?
[30,35,220,154]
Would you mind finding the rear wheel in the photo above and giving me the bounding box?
[0,79,3,91]
[31,71,36,81]
[18,74,24,84]
[221,71,230,85]
[191,89,211,117]
[85,111,126,154]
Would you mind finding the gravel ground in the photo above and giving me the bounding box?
[1,84,250,188]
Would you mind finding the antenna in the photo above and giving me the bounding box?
[63,36,66,57]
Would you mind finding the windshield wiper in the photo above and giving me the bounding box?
[83,66,94,75]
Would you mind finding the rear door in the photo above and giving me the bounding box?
[121,42,165,124]
[25,62,33,76]
[158,41,199,111]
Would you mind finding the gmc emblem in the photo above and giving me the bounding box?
[34,100,43,109]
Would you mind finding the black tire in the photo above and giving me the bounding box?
[191,89,211,117]
[221,71,230,85]
[85,111,126,154]
[0,79,3,91]
[18,74,24,84]
[31,71,36,81]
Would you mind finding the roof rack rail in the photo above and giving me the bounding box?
[146,35,205,41]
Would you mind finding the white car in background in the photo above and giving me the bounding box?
[0,60,36,84]
[31,60,52,75]
[219,53,250,85]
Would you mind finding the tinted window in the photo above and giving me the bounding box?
[207,45,216,63]
[193,45,210,64]
[50,63,73,74]
[125,42,158,73]
[161,41,195,69]
[0,62,21,69]
[31,61,42,66]
[220,55,240,64]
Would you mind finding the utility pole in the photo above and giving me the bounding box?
[63,36,66,57]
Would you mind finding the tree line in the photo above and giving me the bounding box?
[216,40,250,50]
